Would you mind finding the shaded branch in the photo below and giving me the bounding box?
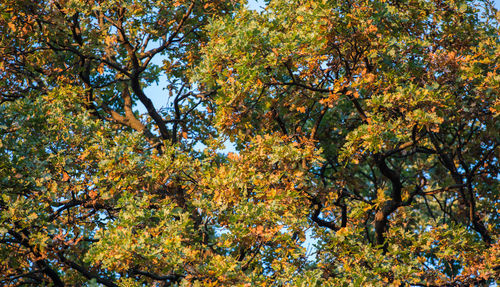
[129,268,184,282]
[58,252,118,287]
[9,230,65,287]
[310,197,339,231]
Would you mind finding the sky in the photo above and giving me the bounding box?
[248,0,265,11]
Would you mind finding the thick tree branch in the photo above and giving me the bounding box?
[129,76,171,141]
[129,268,184,282]
[102,85,161,149]
[373,153,403,248]
[309,197,339,231]
[9,230,65,287]
[58,252,118,287]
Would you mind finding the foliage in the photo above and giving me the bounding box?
[0,0,499,286]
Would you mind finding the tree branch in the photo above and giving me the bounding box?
[58,252,118,287]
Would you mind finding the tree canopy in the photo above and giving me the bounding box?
[0,0,499,286]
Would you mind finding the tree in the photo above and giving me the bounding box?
[0,0,498,286]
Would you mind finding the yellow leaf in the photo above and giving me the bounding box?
[97,63,104,75]
[7,22,16,32]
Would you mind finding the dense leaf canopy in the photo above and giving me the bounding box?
[0,0,499,286]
